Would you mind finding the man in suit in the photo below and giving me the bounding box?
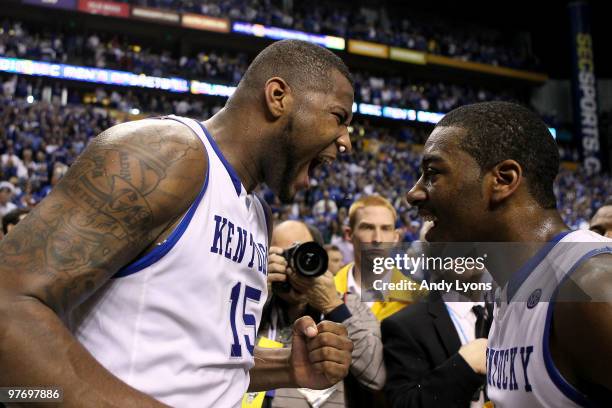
[382,292,490,408]
[382,222,492,408]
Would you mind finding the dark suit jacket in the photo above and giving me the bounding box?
[381,292,485,408]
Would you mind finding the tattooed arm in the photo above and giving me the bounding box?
[0,119,206,407]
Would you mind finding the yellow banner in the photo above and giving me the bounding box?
[182,13,230,33]
[348,40,389,59]
[389,47,426,65]
[426,54,547,82]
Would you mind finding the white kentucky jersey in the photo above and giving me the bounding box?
[487,230,612,407]
[69,115,270,407]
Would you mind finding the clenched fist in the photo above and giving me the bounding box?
[290,316,354,389]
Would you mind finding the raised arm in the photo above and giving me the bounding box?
[0,118,206,407]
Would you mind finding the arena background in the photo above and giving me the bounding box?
[1,0,611,247]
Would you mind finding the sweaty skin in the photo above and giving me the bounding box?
[0,120,203,407]
[0,63,356,406]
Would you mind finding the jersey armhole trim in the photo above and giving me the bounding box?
[542,246,612,407]
[197,121,242,196]
[507,230,572,302]
[112,132,211,278]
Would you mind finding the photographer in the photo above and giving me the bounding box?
[257,220,384,408]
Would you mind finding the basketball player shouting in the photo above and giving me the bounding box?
[0,40,354,407]
[406,101,611,407]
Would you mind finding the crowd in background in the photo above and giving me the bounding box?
[1,86,609,238]
[0,10,604,237]
[115,0,539,70]
[1,19,531,115]
[351,72,522,112]
[0,20,249,84]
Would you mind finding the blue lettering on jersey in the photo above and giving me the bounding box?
[248,232,255,268]
[232,227,247,263]
[210,215,227,254]
[520,346,534,392]
[224,221,235,259]
[256,243,268,273]
[509,347,519,390]
[210,215,267,275]
[487,346,533,393]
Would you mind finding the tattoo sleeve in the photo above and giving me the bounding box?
[0,119,206,406]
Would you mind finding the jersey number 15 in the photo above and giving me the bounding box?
[229,282,262,357]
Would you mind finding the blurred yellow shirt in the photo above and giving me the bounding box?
[334,262,427,321]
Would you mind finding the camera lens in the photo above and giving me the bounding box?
[292,242,328,277]
[297,251,321,273]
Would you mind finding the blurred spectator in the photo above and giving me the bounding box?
[313,190,338,218]
[0,181,17,217]
[555,168,612,229]
[333,195,425,408]
[1,140,28,179]
[2,207,30,235]
[589,197,612,238]
[325,244,345,275]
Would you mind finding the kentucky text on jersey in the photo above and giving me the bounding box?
[210,214,268,275]
[487,230,612,407]
[69,116,270,407]
[486,346,534,392]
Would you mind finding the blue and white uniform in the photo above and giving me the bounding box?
[487,230,612,407]
[69,116,270,407]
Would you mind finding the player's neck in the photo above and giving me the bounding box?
[486,209,569,288]
[203,108,263,192]
[498,208,568,242]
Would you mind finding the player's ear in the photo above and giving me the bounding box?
[343,225,352,241]
[393,228,401,243]
[264,77,293,119]
[488,159,522,204]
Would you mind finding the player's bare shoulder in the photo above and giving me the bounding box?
[0,117,208,316]
[91,118,207,204]
[561,252,612,302]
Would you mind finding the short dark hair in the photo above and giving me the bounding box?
[235,40,353,95]
[436,101,559,209]
[2,208,30,234]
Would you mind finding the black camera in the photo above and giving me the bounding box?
[282,241,329,278]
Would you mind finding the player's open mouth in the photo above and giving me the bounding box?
[420,211,438,226]
[308,155,334,178]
